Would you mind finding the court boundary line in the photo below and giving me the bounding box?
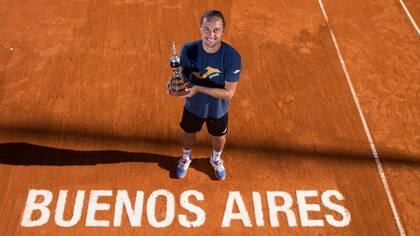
[316,0,406,235]
[398,0,420,35]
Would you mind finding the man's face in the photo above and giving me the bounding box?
[200,16,224,50]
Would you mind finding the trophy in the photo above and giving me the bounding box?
[166,41,191,96]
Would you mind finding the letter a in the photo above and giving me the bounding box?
[221,192,252,227]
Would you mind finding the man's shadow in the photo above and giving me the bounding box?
[190,158,219,181]
[0,142,217,180]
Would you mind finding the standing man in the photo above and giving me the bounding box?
[174,10,242,180]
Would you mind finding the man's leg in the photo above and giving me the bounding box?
[211,134,226,164]
[176,131,195,179]
[207,114,228,180]
[177,108,204,178]
[183,131,196,150]
[181,131,195,163]
[212,134,226,152]
[209,135,227,180]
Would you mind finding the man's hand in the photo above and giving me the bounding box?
[185,85,199,97]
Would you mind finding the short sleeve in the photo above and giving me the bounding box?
[180,45,189,68]
[225,53,242,82]
[180,45,191,79]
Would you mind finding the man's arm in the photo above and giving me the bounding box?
[186,81,238,99]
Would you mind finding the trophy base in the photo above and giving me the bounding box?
[166,83,190,96]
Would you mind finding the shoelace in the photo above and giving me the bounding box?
[178,157,191,170]
[212,159,225,171]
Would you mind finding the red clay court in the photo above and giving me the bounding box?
[0,0,419,235]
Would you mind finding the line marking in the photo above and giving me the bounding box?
[398,0,420,35]
[316,1,406,235]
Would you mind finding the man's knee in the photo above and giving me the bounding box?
[183,131,196,138]
[212,134,226,140]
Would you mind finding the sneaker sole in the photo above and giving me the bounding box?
[216,175,226,180]
[176,170,187,179]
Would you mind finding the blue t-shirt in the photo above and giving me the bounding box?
[180,40,242,119]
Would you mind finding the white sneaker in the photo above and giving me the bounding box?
[209,159,226,180]
[176,156,192,178]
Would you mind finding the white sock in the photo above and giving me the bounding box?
[183,148,192,159]
[212,150,222,161]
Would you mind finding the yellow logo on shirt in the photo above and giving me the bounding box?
[192,66,221,80]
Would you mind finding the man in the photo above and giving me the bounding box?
[174,10,242,180]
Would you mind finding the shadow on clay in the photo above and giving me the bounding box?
[0,125,419,170]
[0,142,222,180]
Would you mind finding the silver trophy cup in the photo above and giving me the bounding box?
[167,41,191,96]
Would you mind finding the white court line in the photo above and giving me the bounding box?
[398,0,420,35]
[316,1,406,236]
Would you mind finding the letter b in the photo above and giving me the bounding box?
[21,189,53,227]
